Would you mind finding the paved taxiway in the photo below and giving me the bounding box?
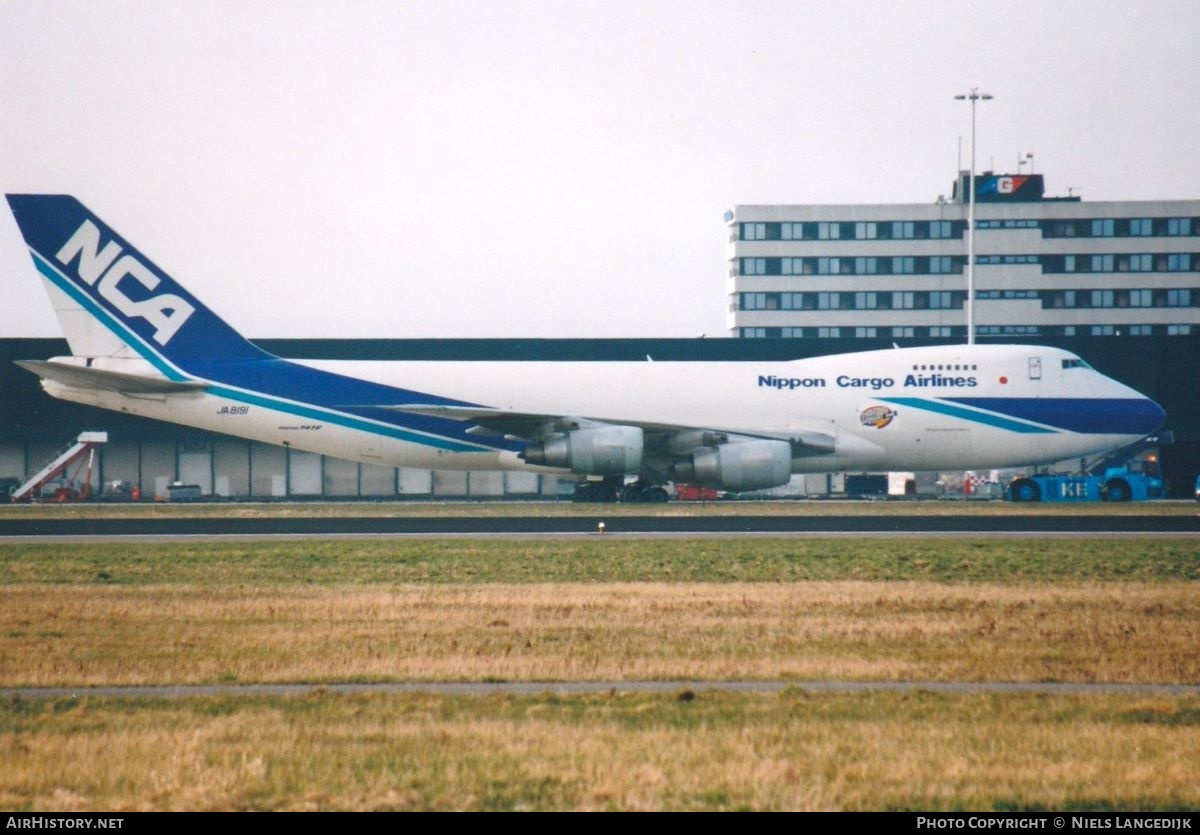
[2,513,1199,539]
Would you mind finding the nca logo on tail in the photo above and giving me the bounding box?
[56,220,195,345]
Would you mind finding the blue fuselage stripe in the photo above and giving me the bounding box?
[879,397,1056,434]
[881,396,1164,436]
[945,397,1165,435]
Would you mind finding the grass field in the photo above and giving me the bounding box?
[3,691,1198,811]
[2,534,1198,810]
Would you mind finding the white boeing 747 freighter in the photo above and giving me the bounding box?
[7,195,1165,501]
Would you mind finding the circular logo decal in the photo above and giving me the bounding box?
[860,405,897,429]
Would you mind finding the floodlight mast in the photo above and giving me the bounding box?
[954,88,993,345]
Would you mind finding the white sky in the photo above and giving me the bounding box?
[1,0,1197,339]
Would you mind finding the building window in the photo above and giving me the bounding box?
[817,222,841,240]
[1091,218,1115,237]
[1090,254,1115,272]
[1166,253,1192,271]
[1167,289,1192,307]
[741,257,766,275]
[1090,290,1115,308]
[891,221,916,239]
[929,326,952,338]
[855,292,879,310]
[855,222,877,240]
[741,327,767,338]
[1063,255,1076,272]
[930,220,953,239]
[1044,220,1082,238]
[929,291,953,309]
[781,222,805,240]
[817,257,841,275]
[1167,218,1193,236]
[817,327,841,338]
[781,257,804,276]
[855,327,877,338]
[1129,289,1153,307]
[1168,324,1192,335]
[1062,326,1076,336]
[1123,253,1152,272]
[854,256,879,275]
[1091,325,1116,336]
[1129,218,1153,236]
[817,292,842,310]
[929,256,954,274]
[893,291,915,309]
[892,256,915,274]
[892,326,914,338]
[1129,325,1153,335]
[742,222,767,241]
[741,292,768,310]
[780,292,804,310]
[781,327,805,338]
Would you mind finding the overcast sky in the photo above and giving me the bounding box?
[1,0,1197,340]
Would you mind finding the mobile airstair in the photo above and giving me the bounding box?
[10,431,107,502]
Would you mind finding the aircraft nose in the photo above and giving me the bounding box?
[1120,397,1167,437]
[1137,397,1167,435]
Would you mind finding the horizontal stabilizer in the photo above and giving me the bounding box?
[15,360,209,394]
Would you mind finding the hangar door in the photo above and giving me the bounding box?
[288,451,322,496]
[177,443,213,494]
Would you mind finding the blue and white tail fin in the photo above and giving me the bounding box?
[6,194,271,370]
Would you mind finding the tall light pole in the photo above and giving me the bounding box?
[954,88,992,345]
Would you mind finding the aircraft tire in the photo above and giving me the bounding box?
[1010,478,1041,503]
[644,486,669,503]
[1103,479,1131,502]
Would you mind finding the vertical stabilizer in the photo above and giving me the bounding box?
[6,195,271,366]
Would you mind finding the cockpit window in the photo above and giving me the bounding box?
[1062,358,1091,370]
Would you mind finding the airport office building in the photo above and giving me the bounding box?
[727,172,1199,342]
[2,170,1199,499]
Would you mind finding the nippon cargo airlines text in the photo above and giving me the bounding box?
[758,373,979,391]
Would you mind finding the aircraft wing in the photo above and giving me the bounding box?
[383,404,837,457]
[15,360,210,395]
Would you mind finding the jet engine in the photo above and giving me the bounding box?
[672,439,792,491]
[519,425,644,475]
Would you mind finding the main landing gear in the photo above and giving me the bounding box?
[571,477,669,504]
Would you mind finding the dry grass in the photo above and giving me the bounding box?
[2,535,1197,811]
[2,582,1197,686]
[2,690,1197,811]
